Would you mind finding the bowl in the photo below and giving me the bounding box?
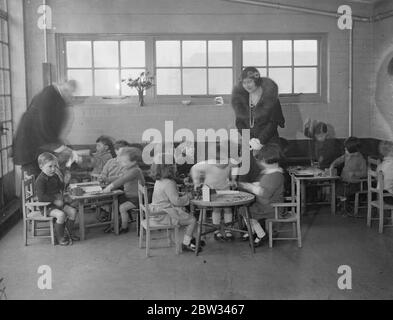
[181,100,192,106]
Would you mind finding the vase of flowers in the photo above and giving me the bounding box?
[122,71,154,106]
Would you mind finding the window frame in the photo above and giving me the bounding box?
[56,33,327,104]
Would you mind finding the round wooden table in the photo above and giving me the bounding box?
[191,191,256,256]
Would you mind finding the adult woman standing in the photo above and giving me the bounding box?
[231,67,285,182]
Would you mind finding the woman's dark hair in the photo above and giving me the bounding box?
[344,137,361,154]
[241,67,263,87]
[314,122,328,135]
[255,143,281,165]
[150,154,177,181]
[96,135,116,157]
[114,140,131,151]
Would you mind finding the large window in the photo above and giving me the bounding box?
[58,34,326,103]
[0,0,14,212]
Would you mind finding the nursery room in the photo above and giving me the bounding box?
[1,0,393,302]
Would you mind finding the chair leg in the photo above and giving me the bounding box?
[31,221,36,238]
[146,230,151,257]
[379,208,384,234]
[24,221,28,246]
[297,220,302,248]
[50,222,55,246]
[354,193,359,216]
[139,227,144,249]
[174,227,180,255]
[268,222,273,248]
[167,229,172,247]
[367,202,372,227]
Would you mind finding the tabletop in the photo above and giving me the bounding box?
[288,166,340,181]
[191,191,255,208]
[68,189,123,201]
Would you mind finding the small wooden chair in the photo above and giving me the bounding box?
[22,172,55,246]
[367,158,393,234]
[267,178,302,248]
[138,181,180,257]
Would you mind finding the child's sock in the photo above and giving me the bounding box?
[183,235,192,246]
[253,222,266,239]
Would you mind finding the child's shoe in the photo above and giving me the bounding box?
[214,231,226,242]
[182,243,202,253]
[191,238,206,247]
[254,235,267,247]
[224,231,235,241]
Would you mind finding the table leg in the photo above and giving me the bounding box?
[79,201,85,241]
[243,206,255,254]
[301,181,307,215]
[195,208,205,257]
[331,180,336,215]
[113,196,119,235]
[291,175,296,203]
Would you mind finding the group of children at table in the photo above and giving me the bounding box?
[33,127,393,250]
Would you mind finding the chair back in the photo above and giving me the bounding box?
[368,157,384,203]
[138,180,150,229]
[21,172,36,220]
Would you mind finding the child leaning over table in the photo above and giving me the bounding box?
[89,135,116,176]
[330,137,367,215]
[150,153,202,253]
[190,145,238,241]
[35,152,80,246]
[239,144,284,247]
[103,147,145,234]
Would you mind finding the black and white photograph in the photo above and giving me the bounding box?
[1,0,393,303]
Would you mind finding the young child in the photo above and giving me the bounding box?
[239,144,284,247]
[35,152,79,246]
[90,136,116,176]
[330,137,367,214]
[99,140,131,184]
[103,147,145,234]
[190,145,237,241]
[377,141,393,202]
[150,153,201,253]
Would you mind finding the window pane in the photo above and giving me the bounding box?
[67,41,92,68]
[0,97,4,121]
[0,70,3,95]
[243,40,267,67]
[269,68,292,94]
[208,68,233,94]
[94,41,119,68]
[294,67,318,93]
[156,41,180,67]
[294,40,318,66]
[5,96,11,121]
[121,69,146,96]
[156,69,181,95]
[3,69,9,94]
[121,41,145,68]
[0,19,8,43]
[183,69,207,95]
[2,44,9,69]
[0,0,7,12]
[268,40,292,66]
[2,149,8,176]
[68,70,93,96]
[95,70,120,96]
[208,41,232,67]
[183,41,206,67]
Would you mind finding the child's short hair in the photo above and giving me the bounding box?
[344,137,361,154]
[314,122,328,135]
[255,144,281,164]
[38,152,58,168]
[114,140,131,151]
[118,147,142,163]
[379,140,393,157]
[150,154,177,181]
[96,135,116,157]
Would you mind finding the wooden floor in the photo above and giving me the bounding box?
[0,207,392,300]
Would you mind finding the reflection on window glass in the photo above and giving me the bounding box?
[269,68,292,94]
[156,41,181,67]
[94,41,119,68]
[183,69,207,95]
[68,69,93,96]
[121,41,145,68]
[243,40,267,67]
[208,68,233,94]
[156,69,181,95]
[67,41,92,68]
[294,40,318,66]
[183,41,207,67]
[208,41,233,67]
[95,70,120,96]
[294,68,317,93]
[268,40,292,66]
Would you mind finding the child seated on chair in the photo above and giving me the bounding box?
[149,153,201,253]
[190,144,238,242]
[330,137,367,214]
[377,141,393,204]
[35,152,79,246]
[239,144,284,247]
[103,147,145,234]
[89,136,116,177]
[99,140,131,184]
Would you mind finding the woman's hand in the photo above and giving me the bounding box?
[103,184,113,193]
[64,171,71,184]
[54,199,64,208]
[249,138,263,151]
